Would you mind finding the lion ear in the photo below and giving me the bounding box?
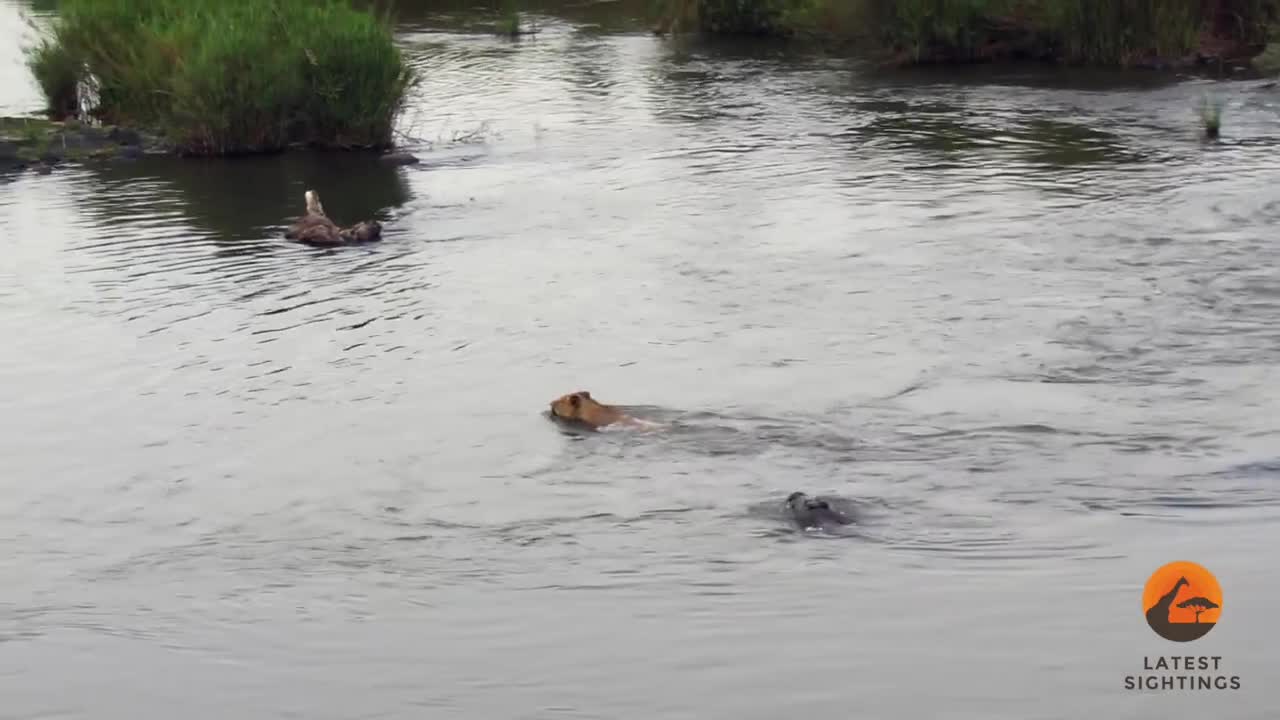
[580,391,591,399]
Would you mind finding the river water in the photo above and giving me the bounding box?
[2,1,1278,718]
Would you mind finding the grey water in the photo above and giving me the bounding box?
[1,1,1278,718]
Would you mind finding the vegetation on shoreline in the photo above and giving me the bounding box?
[655,0,1279,68]
[25,0,417,156]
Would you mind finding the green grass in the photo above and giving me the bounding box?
[495,0,519,35]
[655,0,1279,67]
[493,0,539,37]
[1199,95,1222,138]
[495,11,522,35]
[25,0,417,155]
[1038,1,1200,65]
[27,37,81,119]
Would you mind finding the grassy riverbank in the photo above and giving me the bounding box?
[26,0,416,155]
[657,0,1278,68]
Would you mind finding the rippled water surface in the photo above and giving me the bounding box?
[2,1,1279,718]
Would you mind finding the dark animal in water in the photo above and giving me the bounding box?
[785,491,853,529]
[284,190,382,247]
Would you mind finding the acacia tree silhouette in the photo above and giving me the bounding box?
[1177,596,1219,624]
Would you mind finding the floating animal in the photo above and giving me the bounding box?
[284,189,382,247]
[785,491,854,530]
[547,391,661,431]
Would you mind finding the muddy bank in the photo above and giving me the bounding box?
[0,116,164,173]
[0,116,423,175]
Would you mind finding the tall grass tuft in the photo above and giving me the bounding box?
[1037,1,1202,65]
[1199,95,1222,139]
[494,0,521,35]
[859,0,1024,63]
[26,37,82,119]
[25,0,417,155]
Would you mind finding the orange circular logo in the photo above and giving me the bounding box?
[1143,561,1222,642]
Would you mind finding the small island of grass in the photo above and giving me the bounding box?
[23,0,417,157]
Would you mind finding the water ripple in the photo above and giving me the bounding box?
[3,6,1280,718]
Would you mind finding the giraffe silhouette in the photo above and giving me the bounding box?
[1146,576,1189,629]
[1145,575,1215,642]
